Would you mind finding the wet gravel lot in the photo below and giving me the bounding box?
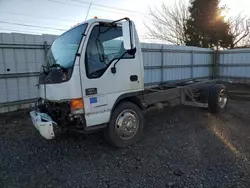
[1,99,250,188]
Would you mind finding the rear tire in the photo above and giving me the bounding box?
[208,84,228,114]
[104,101,144,148]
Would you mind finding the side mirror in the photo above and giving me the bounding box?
[122,20,136,50]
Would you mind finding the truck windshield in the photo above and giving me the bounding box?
[45,23,87,70]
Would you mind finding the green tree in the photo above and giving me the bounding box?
[184,0,233,49]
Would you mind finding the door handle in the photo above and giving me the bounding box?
[130,75,138,82]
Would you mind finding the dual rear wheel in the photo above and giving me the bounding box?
[208,84,228,113]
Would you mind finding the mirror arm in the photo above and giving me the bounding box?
[111,17,130,25]
[129,21,133,49]
[127,48,136,55]
[111,52,127,74]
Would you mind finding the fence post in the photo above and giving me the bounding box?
[44,41,48,59]
[213,49,219,79]
[161,45,164,83]
[191,50,194,79]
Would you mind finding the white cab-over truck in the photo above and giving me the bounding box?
[30,18,228,147]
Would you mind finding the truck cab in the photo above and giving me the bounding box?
[31,18,146,147]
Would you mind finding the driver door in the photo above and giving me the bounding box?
[80,23,143,127]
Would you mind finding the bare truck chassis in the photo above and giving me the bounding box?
[142,79,227,113]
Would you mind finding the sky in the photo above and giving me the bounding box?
[0,0,250,41]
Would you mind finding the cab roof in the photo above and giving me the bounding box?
[70,18,128,30]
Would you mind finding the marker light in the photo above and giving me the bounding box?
[71,98,84,110]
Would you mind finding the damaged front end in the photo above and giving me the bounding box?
[30,98,86,139]
[30,110,58,139]
[29,23,89,139]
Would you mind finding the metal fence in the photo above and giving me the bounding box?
[218,49,250,82]
[0,33,57,113]
[141,43,214,86]
[0,33,250,113]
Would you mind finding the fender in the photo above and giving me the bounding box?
[111,91,145,113]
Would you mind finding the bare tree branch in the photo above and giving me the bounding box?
[146,1,250,48]
[229,13,250,48]
[145,0,188,45]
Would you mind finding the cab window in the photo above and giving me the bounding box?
[85,25,134,79]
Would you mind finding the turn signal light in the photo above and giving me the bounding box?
[71,98,84,110]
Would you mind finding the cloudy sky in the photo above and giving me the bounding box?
[0,0,249,41]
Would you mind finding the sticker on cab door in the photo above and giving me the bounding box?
[86,88,97,95]
[90,97,98,104]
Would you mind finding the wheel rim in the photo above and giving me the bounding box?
[218,89,228,108]
[115,110,139,140]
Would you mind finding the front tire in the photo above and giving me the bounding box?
[104,101,144,148]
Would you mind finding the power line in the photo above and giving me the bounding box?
[71,0,149,15]
[47,0,151,18]
[0,28,44,35]
[47,0,125,16]
[0,10,76,22]
[48,0,89,8]
[0,24,62,33]
[1,18,71,28]
[0,20,66,31]
[0,0,150,35]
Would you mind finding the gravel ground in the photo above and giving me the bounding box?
[1,99,250,188]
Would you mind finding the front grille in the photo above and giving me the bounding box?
[37,99,71,126]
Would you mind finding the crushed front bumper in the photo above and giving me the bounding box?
[30,111,59,139]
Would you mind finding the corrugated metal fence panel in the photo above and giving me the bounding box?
[219,49,250,80]
[142,43,213,86]
[0,33,57,113]
[163,45,191,82]
[142,43,162,85]
[193,52,213,78]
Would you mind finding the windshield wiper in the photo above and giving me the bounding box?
[49,63,67,72]
[41,65,49,75]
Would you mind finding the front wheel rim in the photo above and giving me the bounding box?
[218,89,228,108]
[115,109,139,140]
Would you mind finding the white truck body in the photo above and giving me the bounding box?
[38,18,144,127]
[30,18,228,147]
